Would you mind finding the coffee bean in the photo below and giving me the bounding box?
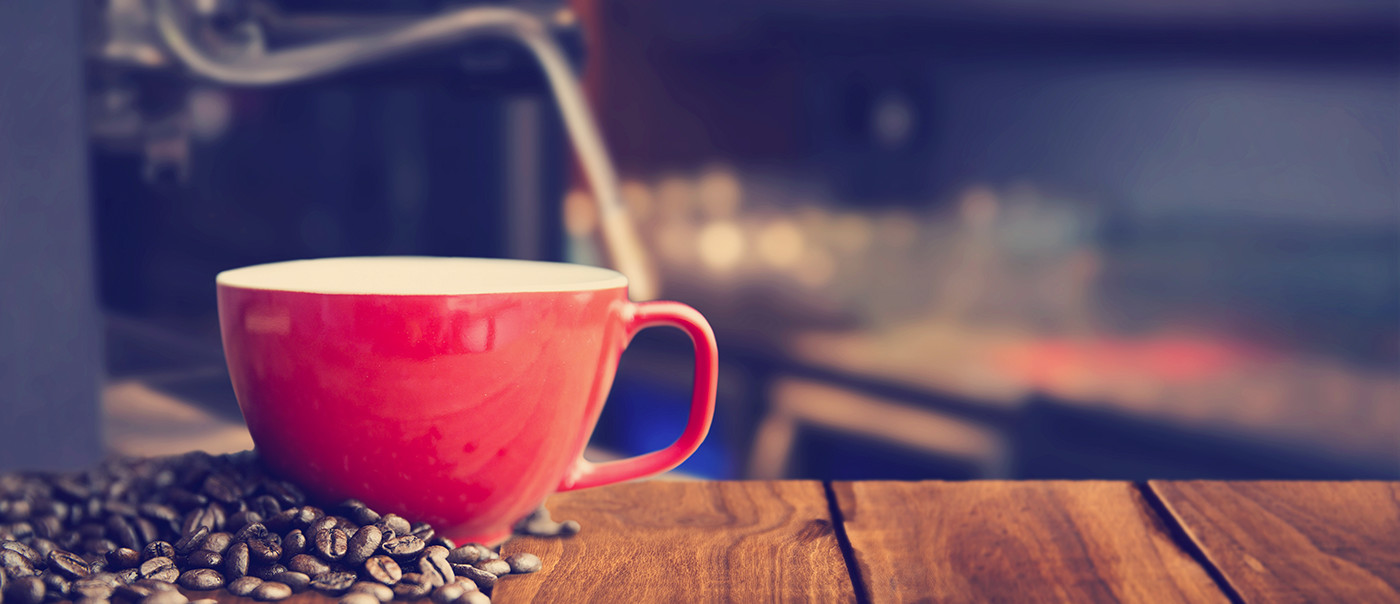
[446,544,489,565]
[113,582,151,602]
[262,481,305,508]
[460,590,491,604]
[177,568,224,591]
[344,525,380,566]
[280,529,307,561]
[103,499,137,517]
[447,576,480,592]
[452,565,497,592]
[71,572,119,599]
[419,546,453,587]
[76,523,105,540]
[378,515,411,538]
[247,533,282,564]
[105,516,140,552]
[185,550,221,569]
[391,573,432,600]
[172,526,207,556]
[106,548,140,570]
[83,538,118,556]
[290,507,321,531]
[39,572,69,600]
[7,522,35,542]
[263,510,292,534]
[6,576,46,604]
[340,592,381,604]
[271,570,310,593]
[0,499,33,522]
[348,582,394,603]
[200,475,240,505]
[248,496,281,521]
[287,554,330,577]
[250,581,292,602]
[314,528,349,561]
[310,571,357,595]
[308,516,337,537]
[380,534,424,559]
[233,521,266,544]
[472,559,510,577]
[138,591,187,604]
[49,549,92,578]
[223,542,249,579]
[514,504,566,537]
[410,523,435,544]
[224,510,259,535]
[328,499,362,517]
[131,518,159,546]
[206,504,227,532]
[504,552,541,574]
[31,516,62,541]
[0,451,550,604]
[137,557,177,583]
[28,538,57,561]
[2,541,43,567]
[198,532,231,555]
[348,506,380,526]
[430,583,467,604]
[115,568,140,584]
[131,579,176,592]
[178,509,212,539]
[89,571,122,587]
[139,542,172,563]
[252,563,287,581]
[226,576,262,596]
[3,548,39,577]
[135,503,175,529]
[363,555,401,585]
[163,488,205,513]
[134,501,172,526]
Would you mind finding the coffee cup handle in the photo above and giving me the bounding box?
[556,300,718,491]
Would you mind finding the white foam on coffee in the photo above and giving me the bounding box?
[216,257,628,295]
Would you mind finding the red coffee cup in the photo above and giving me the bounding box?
[217,256,717,545]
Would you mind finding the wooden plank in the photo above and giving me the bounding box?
[1148,481,1400,603]
[497,480,856,602]
[832,481,1229,603]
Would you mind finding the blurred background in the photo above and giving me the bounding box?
[2,0,1396,480]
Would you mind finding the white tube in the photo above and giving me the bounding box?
[152,0,657,299]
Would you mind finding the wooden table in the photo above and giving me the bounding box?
[208,481,1399,603]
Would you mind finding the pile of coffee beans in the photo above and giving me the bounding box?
[0,451,562,604]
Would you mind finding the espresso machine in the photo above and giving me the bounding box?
[2,0,656,469]
[89,0,653,315]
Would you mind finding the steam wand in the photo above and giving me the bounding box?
[151,0,657,300]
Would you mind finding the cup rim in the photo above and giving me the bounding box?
[216,256,629,296]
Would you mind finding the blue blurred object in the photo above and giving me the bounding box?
[596,369,735,480]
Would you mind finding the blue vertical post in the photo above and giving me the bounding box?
[0,1,105,470]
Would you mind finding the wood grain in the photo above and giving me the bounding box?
[1149,481,1400,603]
[832,481,1228,603]
[495,480,856,603]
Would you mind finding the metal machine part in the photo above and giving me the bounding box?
[88,0,655,299]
